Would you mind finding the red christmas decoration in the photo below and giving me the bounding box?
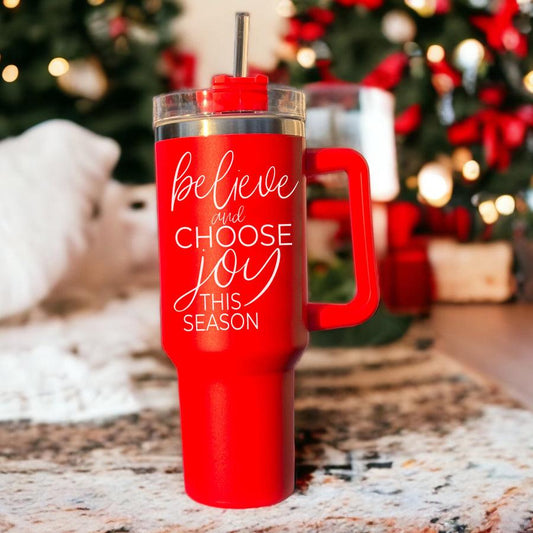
[381,202,473,314]
[308,199,351,242]
[300,21,326,42]
[316,59,341,82]
[516,104,533,125]
[308,7,335,25]
[424,206,472,242]
[395,104,422,135]
[471,0,527,57]
[361,52,409,90]
[161,49,196,90]
[335,0,383,8]
[435,0,451,14]
[448,108,528,170]
[109,16,128,39]
[479,85,507,107]
[285,19,303,43]
[427,58,462,93]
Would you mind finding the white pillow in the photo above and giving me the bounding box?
[0,120,120,319]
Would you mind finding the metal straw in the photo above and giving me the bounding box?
[233,12,250,77]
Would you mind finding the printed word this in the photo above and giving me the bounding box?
[175,224,293,249]
[200,292,241,311]
[183,312,259,332]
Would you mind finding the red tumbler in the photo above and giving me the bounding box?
[153,13,379,508]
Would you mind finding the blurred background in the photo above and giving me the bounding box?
[1,0,533,401]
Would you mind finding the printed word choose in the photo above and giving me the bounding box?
[175,224,293,249]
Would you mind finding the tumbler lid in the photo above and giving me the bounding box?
[153,84,304,127]
[153,13,304,127]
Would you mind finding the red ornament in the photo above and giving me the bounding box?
[435,0,451,14]
[300,21,326,42]
[471,0,528,57]
[361,52,409,90]
[427,58,462,93]
[285,19,303,43]
[424,206,472,242]
[516,104,533,125]
[308,199,352,241]
[161,49,196,89]
[316,59,341,82]
[308,7,335,25]
[109,16,128,39]
[395,104,422,135]
[479,85,507,107]
[335,0,383,8]
[448,116,480,145]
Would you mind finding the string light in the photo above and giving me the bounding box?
[2,64,19,83]
[453,39,484,71]
[87,0,106,5]
[523,71,533,93]
[405,0,436,17]
[478,200,499,224]
[495,195,515,215]
[418,161,453,207]
[426,44,445,63]
[48,57,70,77]
[3,0,20,7]
[462,160,480,181]
[452,147,472,171]
[296,47,316,69]
[276,0,295,18]
[406,175,418,189]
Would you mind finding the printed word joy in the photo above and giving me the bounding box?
[171,149,299,211]
[174,248,280,313]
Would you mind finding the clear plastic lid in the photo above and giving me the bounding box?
[153,83,305,128]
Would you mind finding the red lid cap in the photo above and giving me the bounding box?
[177,368,295,508]
[195,74,269,114]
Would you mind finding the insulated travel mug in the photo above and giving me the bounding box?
[153,13,379,509]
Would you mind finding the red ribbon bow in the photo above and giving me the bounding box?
[361,52,409,90]
[448,108,528,170]
[471,0,527,57]
[395,104,422,135]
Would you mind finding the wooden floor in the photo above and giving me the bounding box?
[428,304,533,408]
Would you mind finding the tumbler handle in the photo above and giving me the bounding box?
[305,148,379,331]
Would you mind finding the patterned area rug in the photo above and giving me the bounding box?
[1,291,533,532]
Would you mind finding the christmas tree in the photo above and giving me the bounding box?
[283,0,533,231]
[0,0,180,182]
